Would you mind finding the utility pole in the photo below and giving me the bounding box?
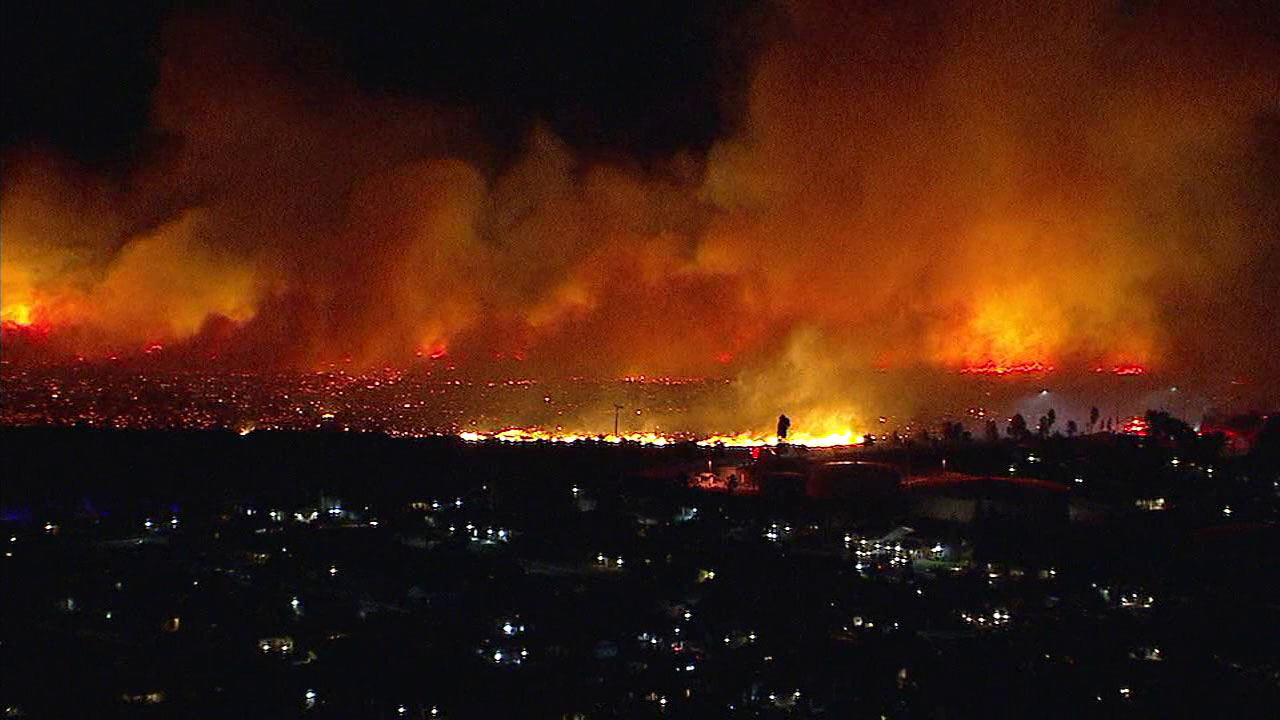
[614,404,623,436]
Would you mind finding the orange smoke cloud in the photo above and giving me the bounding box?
[3,1,1278,425]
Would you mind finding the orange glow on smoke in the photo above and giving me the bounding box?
[1,301,54,339]
[415,343,448,360]
[2,302,35,327]
[6,1,1277,385]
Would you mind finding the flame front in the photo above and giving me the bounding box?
[2,302,35,327]
[457,428,866,448]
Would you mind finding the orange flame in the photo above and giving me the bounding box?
[958,360,1055,376]
[456,427,866,448]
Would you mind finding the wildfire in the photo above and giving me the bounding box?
[2,303,35,327]
[457,428,866,448]
[1095,364,1147,376]
[1119,416,1150,437]
[956,360,1153,376]
[958,361,1055,376]
[1,302,53,339]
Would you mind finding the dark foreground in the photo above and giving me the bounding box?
[2,427,1278,718]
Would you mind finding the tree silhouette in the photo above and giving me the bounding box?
[943,421,966,443]
[1066,419,1078,437]
[1145,410,1196,449]
[1037,409,1056,438]
[1008,413,1029,440]
[1089,406,1100,433]
[984,420,1000,443]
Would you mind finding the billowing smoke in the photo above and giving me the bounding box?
[3,1,1278,432]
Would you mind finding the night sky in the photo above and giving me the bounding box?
[4,1,763,166]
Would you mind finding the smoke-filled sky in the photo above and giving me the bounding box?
[3,1,1278,408]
